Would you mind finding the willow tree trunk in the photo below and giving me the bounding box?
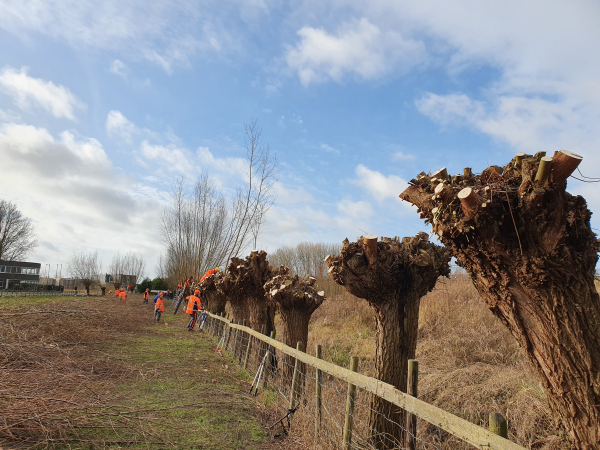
[400,152,600,448]
[206,293,227,315]
[369,291,421,448]
[265,273,326,397]
[229,296,249,324]
[280,308,310,381]
[248,296,275,335]
[326,234,450,450]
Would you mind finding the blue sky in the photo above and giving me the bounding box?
[1,0,599,277]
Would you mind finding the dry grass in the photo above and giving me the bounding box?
[300,276,568,449]
[0,294,278,449]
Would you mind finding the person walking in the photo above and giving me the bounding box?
[120,288,127,302]
[185,290,202,332]
[143,288,150,304]
[154,292,164,322]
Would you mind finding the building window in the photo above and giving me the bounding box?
[0,266,4,273]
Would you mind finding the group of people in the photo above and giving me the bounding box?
[107,288,128,301]
[106,267,221,330]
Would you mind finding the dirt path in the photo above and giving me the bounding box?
[0,293,282,449]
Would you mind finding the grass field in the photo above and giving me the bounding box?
[0,293,279,449]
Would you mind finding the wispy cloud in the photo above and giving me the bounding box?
[0,67,85,120]
[109,59,128,78]
[320,143,339,155]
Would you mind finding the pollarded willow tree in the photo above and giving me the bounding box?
[400,151,600,449]
[216,251,275,333]
[326,233,450,449]
[199,271,227,315]
[216,258,249,324]
[264,267,326,379]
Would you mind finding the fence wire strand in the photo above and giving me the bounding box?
[203,314,507,450]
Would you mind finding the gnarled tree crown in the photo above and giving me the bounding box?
[325,233,450,303]
[399,154,600,290]
[264,266,326,314]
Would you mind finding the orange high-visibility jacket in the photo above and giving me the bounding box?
[108,290,113,294]
[155,297,164,312]
[120,290,127,301]
[200,269,216,283]
[144,289,149,299]
[115,289,120,296]
[185,295,201,314]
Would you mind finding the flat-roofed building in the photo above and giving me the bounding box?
[0,260,41,290]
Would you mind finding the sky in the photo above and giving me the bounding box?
[1,0,599,279]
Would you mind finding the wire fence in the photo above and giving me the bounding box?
[201,312,525,450]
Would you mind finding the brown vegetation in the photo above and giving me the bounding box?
[304,275,568,449]
[0,294,276,449]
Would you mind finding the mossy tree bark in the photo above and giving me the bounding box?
[326,234,450,449]
[400,150,600,449]
[265,269,325,382]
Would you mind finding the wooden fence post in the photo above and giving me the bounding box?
[258,324,266,366]
[263,330,276,389]
[489,412,508,438]
[225,321,233,350]
[405,359,419,450]
[342,356,359,450]
[243,333,253,370]
[238,320,246,362]
[315,344,323,438]
[289,341,304,410]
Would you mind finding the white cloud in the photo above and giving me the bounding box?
[286,17,426,85]
[140,141,192,173]
[415,93,485,128]
[320,143,339,155]
[0,67,85,120]
[337,198,374,220]
[353,164,409,204]
[109,59,127,78]
[106,110,139,143]
[0,123,163,270]
[392,151,415,161]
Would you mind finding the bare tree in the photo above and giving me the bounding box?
[109,252,146,289]
[68,250,102,295]
[0,200,38,261]
[270,242,344,297]
[160,119,277,283]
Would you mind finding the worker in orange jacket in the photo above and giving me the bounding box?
[108,289,113,295]
[143,288,149,304]
[186,290,202,331]
[200,267,220,283]
[154,292,164,322]
[120,289,127,302]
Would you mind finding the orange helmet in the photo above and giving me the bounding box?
[194,290,200,296]
[159,292,164,297]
